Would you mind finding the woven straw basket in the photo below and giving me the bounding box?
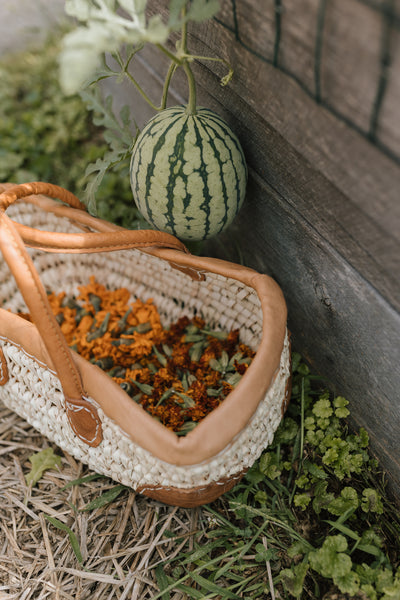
[0,182,291,507]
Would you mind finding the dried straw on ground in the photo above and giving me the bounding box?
[0,401,208,599]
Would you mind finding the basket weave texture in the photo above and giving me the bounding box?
[0,184,290,507]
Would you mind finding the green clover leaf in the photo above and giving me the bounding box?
[309,535,351,578]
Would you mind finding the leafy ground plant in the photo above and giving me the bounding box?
[0,33,140,227]
[152,355,400,599]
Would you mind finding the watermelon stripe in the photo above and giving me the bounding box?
[198,111,247,174]
[211,130,244,217]
[199,115,244,224]
[199,117,246,216]
[164,115,190,234]
[194,118,230,234]
[191,119,214,238]
[133,113,184,227]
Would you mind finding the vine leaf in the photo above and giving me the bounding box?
[79,90,138,212]
[60,0,221,95]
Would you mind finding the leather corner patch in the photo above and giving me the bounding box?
[65,396,103,447]
[0,347,9,385]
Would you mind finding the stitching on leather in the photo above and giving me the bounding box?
[0,335,57,373]
[0,336,101,445]
[64,397,101,444]
[0,347,8,384]
[1,216,83,396]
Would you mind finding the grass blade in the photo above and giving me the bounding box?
[44,515,83,564]
[190,572,241,599]
[80,484,127,511]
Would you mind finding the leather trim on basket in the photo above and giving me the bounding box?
[137,470,247,508]
[65,396,103,447]
[0,347,9,385]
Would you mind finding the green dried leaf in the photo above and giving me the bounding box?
[174,392,196,408]
[184,333,205,343]
[162,344,173,357]
[153,345,168,367]
[189,341,205,362]
[209,358,222,371]
[207,387,222,397]
[177,421,198,436]
[132,380,154,395]
[224,372,242,386]
[220,350,229,369]
[156,387,174,406]
[131,322,152,334]
[25,448,62,487]
[201,328,228,340]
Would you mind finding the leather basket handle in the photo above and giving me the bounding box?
[0,182,189,254]
[0,182,188,447]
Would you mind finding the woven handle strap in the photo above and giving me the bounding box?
[0,182,188,448]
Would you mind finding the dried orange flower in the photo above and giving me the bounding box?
[18,278,255,436]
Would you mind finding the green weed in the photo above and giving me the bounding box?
[0,34,139,228]
[154,354,400,599]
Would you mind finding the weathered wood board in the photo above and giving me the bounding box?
[107,0,400,495]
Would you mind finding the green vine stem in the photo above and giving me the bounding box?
[105,4,230,116]
[182,61,197,114]
[179,4,197,114]
[161,61,178,110]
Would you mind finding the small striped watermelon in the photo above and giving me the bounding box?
[130,106,247,241]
